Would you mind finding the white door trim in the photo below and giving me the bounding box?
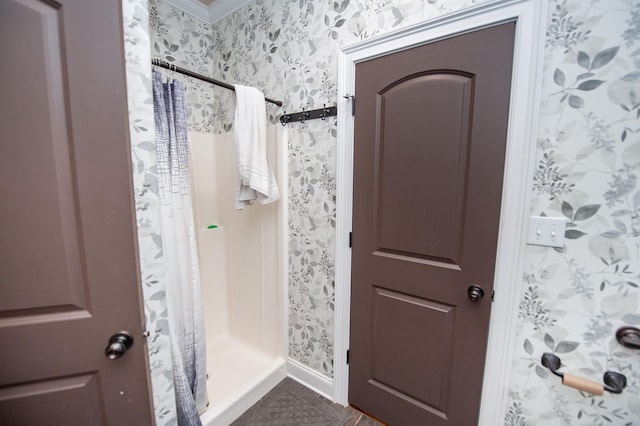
[333,0,547,424]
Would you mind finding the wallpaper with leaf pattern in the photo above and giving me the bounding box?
[205,0,489,379]
[507,1,640,424]
[145,0,640,423]
[122,1,177,424]
[150,0,216,133]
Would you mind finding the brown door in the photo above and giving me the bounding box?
[349,23,515,425]
[0,1,153,425]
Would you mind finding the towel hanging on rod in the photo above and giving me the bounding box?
[151,58,283,107]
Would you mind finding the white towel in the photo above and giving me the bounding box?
[233,84,280,209]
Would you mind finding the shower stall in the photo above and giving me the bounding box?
[189,128,288,425]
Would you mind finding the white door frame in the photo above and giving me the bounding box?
[333,0,547,424]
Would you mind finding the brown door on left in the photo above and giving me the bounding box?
[0,1,153,425]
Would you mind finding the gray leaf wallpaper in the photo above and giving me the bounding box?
[507,1,640,424]
[134,0,640,424]
[122,1,177,425]
[150,0,216,133]
[203,0,488,379]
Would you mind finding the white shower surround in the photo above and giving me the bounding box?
[189,128,288,425]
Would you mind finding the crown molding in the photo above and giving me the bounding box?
[163,0,210,23]
[208,0,254,23]
[162,0,253,24]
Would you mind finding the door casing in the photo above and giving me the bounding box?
[334,0,547,424]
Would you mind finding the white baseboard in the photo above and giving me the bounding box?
[287,358,335,402]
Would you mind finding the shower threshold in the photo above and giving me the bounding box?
[200,335,286,426]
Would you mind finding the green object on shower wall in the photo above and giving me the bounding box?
[207,225,218,229]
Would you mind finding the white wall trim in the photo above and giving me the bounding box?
[334,2,547,426]
[164,0,210,23]
[333,49,355,407]
[477,1,547,422]
[163,0,254,25]
[278,127,290,362]
[208,0,254,24]
[287,358,334,401]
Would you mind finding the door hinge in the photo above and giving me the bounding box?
[344,94,355,116]
[346,349,350,364]
[349,232,352,248]
[491,289,495,302]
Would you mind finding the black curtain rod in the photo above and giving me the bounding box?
[151,58,283,107]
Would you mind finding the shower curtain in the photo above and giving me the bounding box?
[152,70,208,426]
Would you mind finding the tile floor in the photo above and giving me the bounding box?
[231,378,385,426]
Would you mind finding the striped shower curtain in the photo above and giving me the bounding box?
[152,70,208,426]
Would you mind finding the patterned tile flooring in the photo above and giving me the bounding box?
[231,378,385,426]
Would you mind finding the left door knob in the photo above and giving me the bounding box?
[467,285,485,302]
[105,331,134,360]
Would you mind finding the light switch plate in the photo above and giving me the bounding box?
[527,216,566,248]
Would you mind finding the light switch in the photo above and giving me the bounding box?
[527,216,566,248]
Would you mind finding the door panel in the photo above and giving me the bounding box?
[371,287,455,418]
[350,23,515,425]
[377,72,472,264]
[0,374,104,425]
[0,0,153,424]
[0,0,87,313]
